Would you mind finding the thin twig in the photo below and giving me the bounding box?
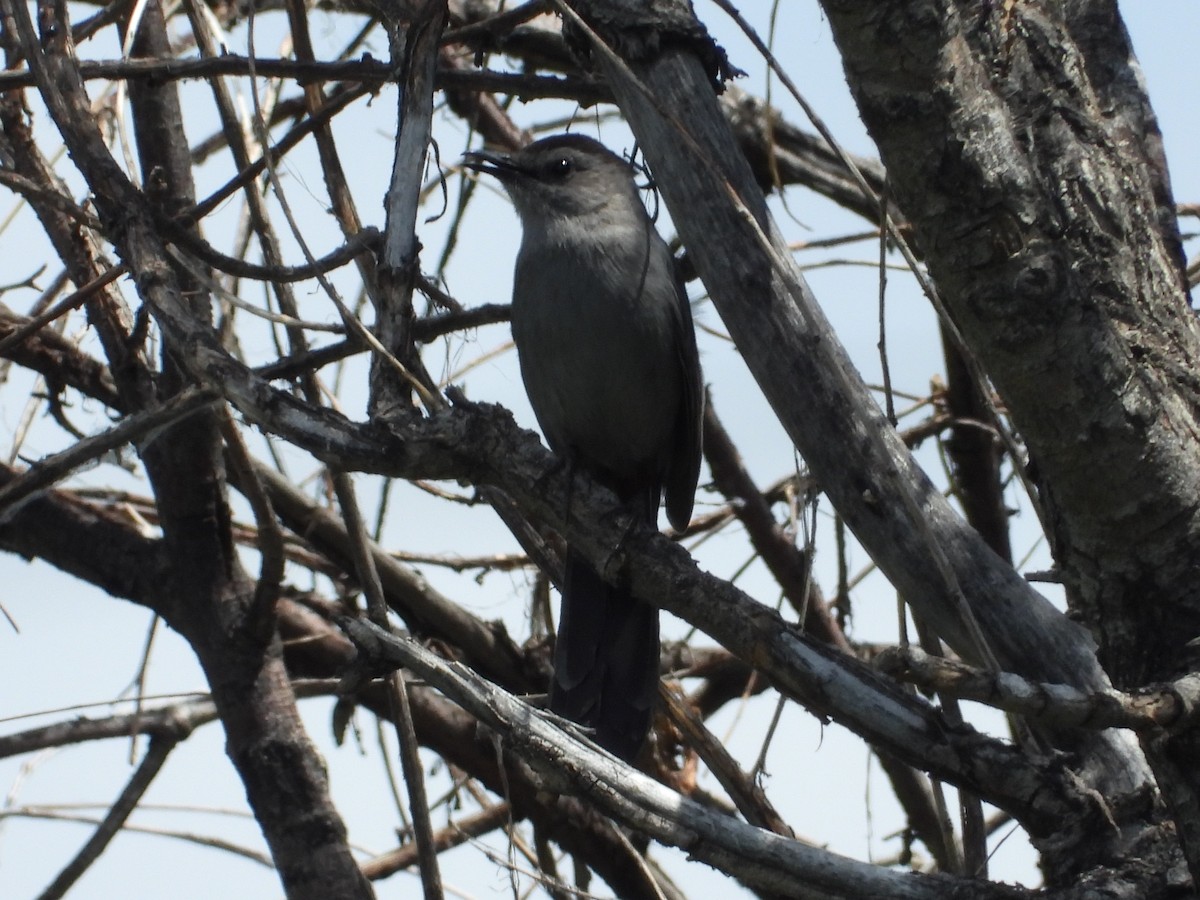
[0,388,217,516]
[36,733,179,900]
[661,688,795,838]
[361,802,513,880]
[333,470,444,900]
[0,265,126,356]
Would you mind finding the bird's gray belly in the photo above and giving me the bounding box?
[513,283,680,479]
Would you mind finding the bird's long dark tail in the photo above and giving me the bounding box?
[550,547,660,761]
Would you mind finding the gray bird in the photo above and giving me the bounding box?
[464,134,703,760]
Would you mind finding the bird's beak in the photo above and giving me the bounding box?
[462,148,522,181]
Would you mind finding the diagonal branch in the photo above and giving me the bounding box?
[340,618,1030,900]
[561,0,1150,812]
[36,733,179,900]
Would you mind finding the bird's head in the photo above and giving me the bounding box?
[463,134,645,227]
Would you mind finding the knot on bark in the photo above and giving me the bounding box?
[1011,247,1064,304]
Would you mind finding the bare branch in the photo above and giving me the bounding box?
[36,733,178,900]
[340,618,1028,900]
[878,646,1200,734]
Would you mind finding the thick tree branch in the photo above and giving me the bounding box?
[878,647,1200,733]
[818,0,1199,879]
[555,0,1152,817]
[341,618,1029,900]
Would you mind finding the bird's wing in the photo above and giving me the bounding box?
[663,269,704,534]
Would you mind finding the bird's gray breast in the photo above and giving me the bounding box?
[512,224,683,482]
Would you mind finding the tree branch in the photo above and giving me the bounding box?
[878,646,1200,733]
[340,618,1029,900]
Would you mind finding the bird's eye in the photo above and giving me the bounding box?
[548,156,573,178]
